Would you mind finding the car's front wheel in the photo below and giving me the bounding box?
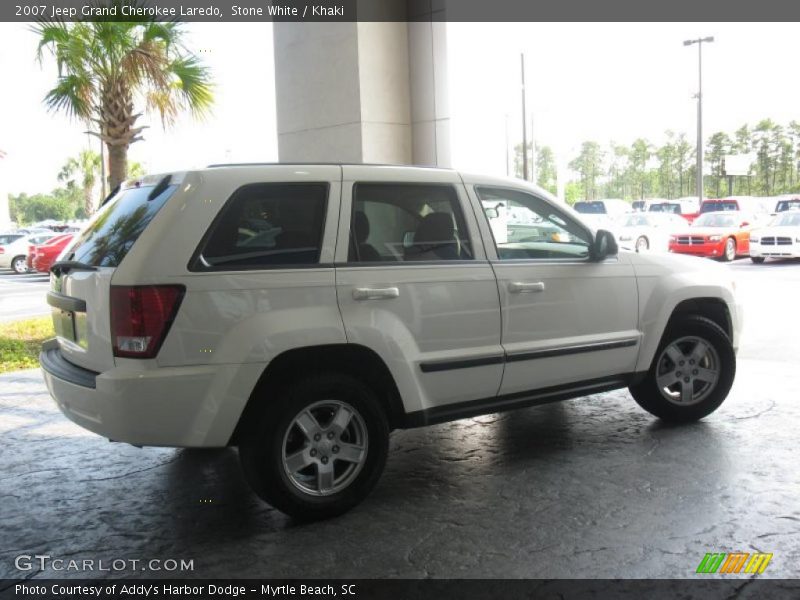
[721,237,736,262]
[239,372,389,520]
[11,256,28,274]
[635,236,649,252]
[629,315,735,422]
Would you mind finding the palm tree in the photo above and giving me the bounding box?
[58,149,101,215]
[35,11,213,189]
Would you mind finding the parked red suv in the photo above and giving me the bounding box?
[31,234,74,273]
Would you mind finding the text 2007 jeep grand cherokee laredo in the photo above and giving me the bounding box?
[41,165,742,520]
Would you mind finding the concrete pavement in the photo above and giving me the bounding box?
[0,260,798,579]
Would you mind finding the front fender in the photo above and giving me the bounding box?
[632,256,740,373]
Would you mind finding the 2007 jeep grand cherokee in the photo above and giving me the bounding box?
[41,164,741,519]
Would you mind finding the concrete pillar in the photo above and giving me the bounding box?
[273,4,450,166]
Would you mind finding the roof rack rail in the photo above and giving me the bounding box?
[205,162,453,170]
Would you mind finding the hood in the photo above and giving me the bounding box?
[752,226,799,237]
[673,227,737,237]
[626,249,731,274]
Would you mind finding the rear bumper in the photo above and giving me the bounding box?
[40,339,261,448]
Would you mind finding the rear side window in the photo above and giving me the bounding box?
[0,235,23,245]
[192,183,328,270]
[67,183,177,267]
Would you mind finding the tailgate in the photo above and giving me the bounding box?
[49,267,116,372]
[45,174,181,372]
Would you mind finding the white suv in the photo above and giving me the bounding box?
[41,165,742,520]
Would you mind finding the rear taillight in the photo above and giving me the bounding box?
[0,248,4,254]
[110,285,185,359]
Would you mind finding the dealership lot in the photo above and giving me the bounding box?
[0,259,799,579]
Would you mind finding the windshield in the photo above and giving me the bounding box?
[774,212,800,227]
[693,213,738,228]
[648,203,680,214]
[573,201,606,214]
[700,201,738,213]
[66,182,177,267]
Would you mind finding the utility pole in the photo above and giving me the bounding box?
[504,113,510,176]
[521,53,528,181]
[531,111,537,185]
[684,36,714,201]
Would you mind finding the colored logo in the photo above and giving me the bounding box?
[696,552,773,574]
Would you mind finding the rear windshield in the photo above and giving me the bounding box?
[700,201,738,213]
[776,200,800,212]
[66,182,177,267]
[573,202,606,214]
[649,203,680,214]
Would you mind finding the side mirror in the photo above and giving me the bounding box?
[402,231,415,248]
[592,229,618,260]
[484,207,499,220]
[740,221,750,228]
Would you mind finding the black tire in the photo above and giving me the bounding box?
[635,236,649,252]
[629,315,735,423]
[750,256,765,264]
[238,372,389,520]
[721,237,736,262]
[11,256,27,274]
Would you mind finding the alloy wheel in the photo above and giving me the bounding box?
[281,399,368,496]
[655,336,721,406]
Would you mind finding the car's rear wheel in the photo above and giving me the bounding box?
[239,372,389,520]
[750,256,765,264]
[721,237,736,262]
[629,315,735,422]
[635,236,649,252]
[11,256,28,274]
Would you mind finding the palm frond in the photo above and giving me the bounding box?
[44,73,95,120]
[32,22,70,64]
[169,55,214,118]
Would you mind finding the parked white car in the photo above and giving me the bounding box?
[41,165,742,520]
[616,212,688,253]
[0,232,56,273]
[749,210,800,263]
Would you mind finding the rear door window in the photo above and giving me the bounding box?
[192,183,328,270]
[66,182,178,267]
[349,183,472,262]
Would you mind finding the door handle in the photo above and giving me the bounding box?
[508,281,546,294]
[353,287,400,301]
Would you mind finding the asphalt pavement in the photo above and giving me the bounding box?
[0,258,799,580]
[0,269,50,322]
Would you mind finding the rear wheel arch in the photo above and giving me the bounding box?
[229,344,404,445]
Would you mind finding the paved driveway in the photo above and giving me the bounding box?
[1,260,799,579]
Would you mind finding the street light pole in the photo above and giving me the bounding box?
[521,53,528,181]
[684,36,714,202]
